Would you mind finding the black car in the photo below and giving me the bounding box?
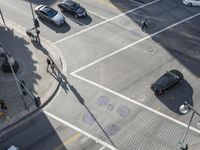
[58,0,87,18]
[151,69,183,95]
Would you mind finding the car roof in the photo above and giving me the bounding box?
[60,0,76,6]
[155,72,176,88]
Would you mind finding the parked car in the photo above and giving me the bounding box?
[35,5,65,26]
[151,70,183,95]
[183,0,200,6]
[58,0,87,18]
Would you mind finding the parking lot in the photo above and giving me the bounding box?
[1,0,200,149]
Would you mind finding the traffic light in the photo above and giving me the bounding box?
[34,19,40,28]
[34,96,41,108]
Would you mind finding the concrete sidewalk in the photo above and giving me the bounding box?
[0,19,66,133]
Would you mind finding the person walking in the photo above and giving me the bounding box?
[0,99,7,110]
[141,19,148,31]
[46,58,51,72]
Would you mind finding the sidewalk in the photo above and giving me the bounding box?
[0,19,66,134]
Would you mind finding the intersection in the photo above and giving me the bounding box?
[0,0,200,149]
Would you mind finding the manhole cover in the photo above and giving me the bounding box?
[83,113,95,125]
[96,96,110,106]
[104,124,120,136]
[117,105,130,118]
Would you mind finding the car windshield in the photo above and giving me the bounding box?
[44,7,57,18]
[168,71,179,79]
[70,3,80,10]
[156,72,175,88]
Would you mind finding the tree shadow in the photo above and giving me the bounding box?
[155,79,193,115]
[38,18,71,33]
[61,12,92,26]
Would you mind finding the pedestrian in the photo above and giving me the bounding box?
[0,99,7,110]
[51,61,56,71]
[141,19,148,31]
[46,58,51,72]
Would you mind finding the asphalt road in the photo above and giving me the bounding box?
[1,0,200,149]
[0,111,104,150]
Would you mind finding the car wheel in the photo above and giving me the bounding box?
[187,3,192,6]
[60,8,64,12]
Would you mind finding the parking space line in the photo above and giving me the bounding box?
[71,73,200,134]
[71,12,200,75]
[45,111,116,150]
[87,9,108,20]
[54,0,160,45]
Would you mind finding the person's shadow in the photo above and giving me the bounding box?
[156,79,193,115]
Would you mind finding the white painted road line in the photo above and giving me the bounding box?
[71,73,200,134]
[99,146,106,150]
[87,9,108,20]
[44,111,117,150]
[71,12,200,75]
[128,0,144,5]
[54,0,160,45]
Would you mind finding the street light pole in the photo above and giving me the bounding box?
[179,101,200,150]
[29,0,40,43]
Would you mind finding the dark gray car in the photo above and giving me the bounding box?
[58,0,87,18]
[151,69,184,95]
[35,5,65,26]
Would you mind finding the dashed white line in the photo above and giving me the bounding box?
[87,9,108,20]
[44,111,117,150]
[54,0,160,45]
[71,12,200,75]
[71,73,200,134]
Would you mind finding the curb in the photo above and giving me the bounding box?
[0,18,67,135]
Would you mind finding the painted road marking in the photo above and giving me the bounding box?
[54,0,160,44]
[71,73,200,134]
[71,12,200,75]
[45,111,116,150]
[128,0,144,5]
[99,146,106,150]
[87,9,108,20]
[53,133,81,150]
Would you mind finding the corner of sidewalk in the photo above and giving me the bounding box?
[0,19,67,135]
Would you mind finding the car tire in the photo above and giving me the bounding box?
[187,3,192,6]
[60,8,64,12]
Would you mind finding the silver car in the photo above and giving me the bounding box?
[35,5,65,26]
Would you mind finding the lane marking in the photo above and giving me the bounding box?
[53,132,81,150]
[71,73,200,134]
[128,0,144,5]
[71,12,200,75]
[45,111,117,150]
[99,146,106,150]
[87,9,108,20]
[156,107,161,111]
[54,0,160,44]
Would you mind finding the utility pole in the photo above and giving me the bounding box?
[29,0,40,43]
[179,101,200,150]
[0,8,7,29]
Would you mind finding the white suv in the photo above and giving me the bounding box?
[183,0,200,6]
